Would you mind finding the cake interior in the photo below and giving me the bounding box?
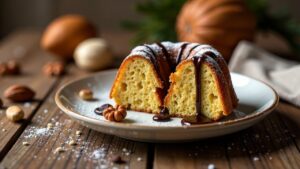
[110,56,162,113]
[165,61,224,122]
[111,54,226,122]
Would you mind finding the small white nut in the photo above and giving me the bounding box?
[47,123,53,129]
[75,130,82,136]
[22,141,30,146]
[68,140,77,146]
[74,38,112,71]
[54,147,65,154]
[79,89,93,100]
[6,105,24,122]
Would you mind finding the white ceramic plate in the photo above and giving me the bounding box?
[55,69,278,142]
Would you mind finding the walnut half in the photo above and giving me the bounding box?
[103,105,127,122]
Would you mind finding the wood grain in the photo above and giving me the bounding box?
[0,31,60,160]
[1,31,300,169]
[154,105,300,169]
[1,65,148,169]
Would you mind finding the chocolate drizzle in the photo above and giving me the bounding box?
[130,43,234,124]
[144,45,169,99]
[94,104,113,115]
[156,42,174,71]
[193,56,204,121]
[176,43,188,65]
[144,45,161,77]
[186,45,200,59]
[153,106,170,122]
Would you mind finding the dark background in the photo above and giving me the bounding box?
[0,0,299,56]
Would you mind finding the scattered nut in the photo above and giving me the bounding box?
[6,105,24,122]
[22,141,30,146]
[68,140,77,146]
[47,123,53,129]
[103,105,127,122]
[54,147,65,154]
[43,61,65,76]
[4,84,35,102]
[2,128,7,132]
[0,60,20,76]
[6,60,20,74]
[111,155,126,164]
[75,130,82,136]
[0,63,8,75]
[79,89,93,100]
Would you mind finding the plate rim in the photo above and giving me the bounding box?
[55,69,279,130]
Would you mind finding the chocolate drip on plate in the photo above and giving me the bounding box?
[94,104,113,116]
[153,106,171,122]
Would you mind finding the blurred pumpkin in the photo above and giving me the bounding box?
[176,0,256,61]
[41,14,97,59]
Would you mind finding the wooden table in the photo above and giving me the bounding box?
[0,31,299,169]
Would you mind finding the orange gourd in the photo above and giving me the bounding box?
[41,15,97,59]
[176,0,256,61]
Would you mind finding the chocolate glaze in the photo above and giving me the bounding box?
[156,42,173,71]
[193,56,204,121]
[185,45,200,59]
[126,42,237,124]
[144,45,170,99]
[153,106,170,122]
[94,104,113,115]
[176,43,188,65]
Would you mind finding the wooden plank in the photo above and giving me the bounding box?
[0,31,60,160]
[276,102,300,150]
[1,65,149,169]
[154,139,231,169]
[154,104,300,169]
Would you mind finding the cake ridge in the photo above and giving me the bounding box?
[175,43,189,66]
[110,42,238,123]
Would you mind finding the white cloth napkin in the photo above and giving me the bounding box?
[229,41,300,106]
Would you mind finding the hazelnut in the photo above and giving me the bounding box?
[79,89,93,100]
[103,105,127,122]
[6,105,24,122]
[0,60,20,75]
[4,84,35,102]
[6,60,20,74]
[0,63,8,75]
[43,61,65,76]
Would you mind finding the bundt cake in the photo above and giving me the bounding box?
[110,42,238,123]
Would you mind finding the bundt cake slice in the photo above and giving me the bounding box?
[110,42,238,123]
[109,45,172,113]
[164,58,233,122]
